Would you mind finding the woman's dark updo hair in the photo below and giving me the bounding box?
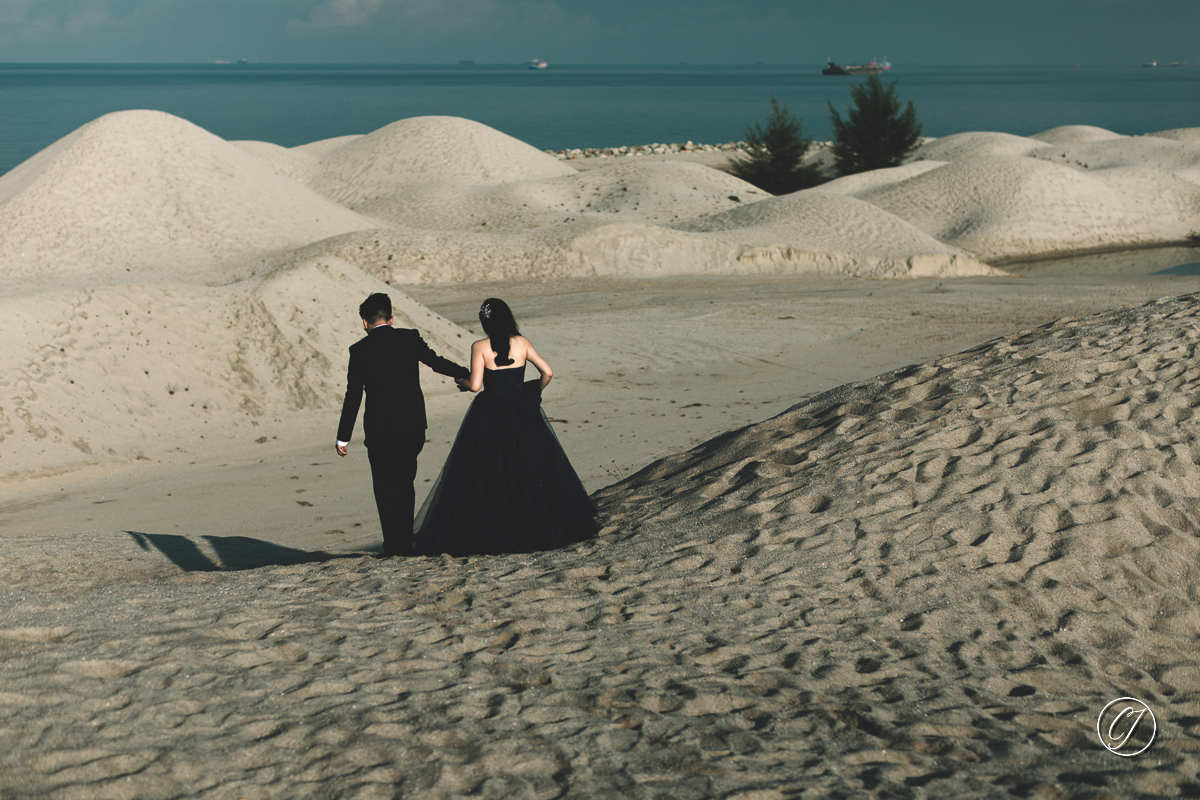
[479,298,520,366]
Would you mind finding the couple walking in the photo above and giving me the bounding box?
[336,293,598,557]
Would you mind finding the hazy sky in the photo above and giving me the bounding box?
[0,0,1194,65]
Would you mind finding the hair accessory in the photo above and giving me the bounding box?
[480,302,492,319]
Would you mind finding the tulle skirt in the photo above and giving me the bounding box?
[413,378,598,556]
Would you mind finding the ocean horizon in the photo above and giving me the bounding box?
[2,62,1197,177]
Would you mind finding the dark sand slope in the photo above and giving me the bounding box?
[5,294,1200,798]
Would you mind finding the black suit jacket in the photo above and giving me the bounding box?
[337,325,470,445]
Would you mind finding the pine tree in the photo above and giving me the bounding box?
[827,75,922,175]
[729,95,825,195]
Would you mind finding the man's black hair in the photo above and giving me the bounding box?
[359,293,392,325]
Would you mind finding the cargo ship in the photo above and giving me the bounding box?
[822,58,890,76]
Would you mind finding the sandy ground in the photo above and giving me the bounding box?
[4,266,1198,553]
[5,275,1200,798]
[4,269,1200,798]
[4,112,1200,798]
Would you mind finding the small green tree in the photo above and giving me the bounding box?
[730,95,825,195]
[827,75,922,175]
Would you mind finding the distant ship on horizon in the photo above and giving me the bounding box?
[529,59,548,70]
[822,58,890,76]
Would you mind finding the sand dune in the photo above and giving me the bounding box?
[889,156,1195,258]
[255,115,576,208]
[7,111,1196,295]
[912,130,1046,160]
[585,291,1200,791]
[0,257,471,480]
[1149,128,1200,144]
[278,156,996,281]
[808,126,1200,261]
[286,140,996,281]
[287,216,994,284]
[5,294,1200,797]
[672,192,994,274]
[912,125,1200,178]
[598,292,1200,644]
[1029,124,1124,144]
[0,111,375,285]
[4,111,1198,480]
[3,111,1199,483]
[8,102,1200,799]
[3,114,1197,291]
[352,160,771,231]
[1031,136,1200,187]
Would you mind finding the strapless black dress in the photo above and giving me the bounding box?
[413,365,598,556]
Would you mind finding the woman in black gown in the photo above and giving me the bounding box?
[412,298,598,556]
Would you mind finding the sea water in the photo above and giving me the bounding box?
[1,62,1198,177]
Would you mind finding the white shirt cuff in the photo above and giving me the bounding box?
[336,440,348,447]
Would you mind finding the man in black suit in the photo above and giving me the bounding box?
[336,293,470,557]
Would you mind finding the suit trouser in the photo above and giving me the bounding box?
[366,430,426,555]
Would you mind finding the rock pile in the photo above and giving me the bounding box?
[549,140,837,163]
[548,141,750,160]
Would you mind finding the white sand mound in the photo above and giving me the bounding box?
[354,160,770,231]
[910,128,1200,184]
[292,133,364,156]
[7,294,1200,798]
[0,110,374,284]
[850,155,1200,261]
[229,139,324,187]
[286,222,742,282]
[674,193,998,277]
[289,203,1000,283]
[275,153,1001,282]
[912,131,1045,161]
[0,258,471,480]
[675,192,958,255]
[594,292,1200,756]
[791,127,1200,263]
[17,109,1196,293]
[1148,127,1200,143]
[854,128,1200,259]
[1030,124,1123,144]
[1028,135,1200,188]
[802,151,836,180]
[230,135,366,186]
[804,161,944,196]
[277,116,576,208]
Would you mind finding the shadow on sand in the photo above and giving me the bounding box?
[125,531,365,572]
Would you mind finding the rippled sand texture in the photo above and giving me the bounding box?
[5,295,1200,799]
[5,109,1200,799]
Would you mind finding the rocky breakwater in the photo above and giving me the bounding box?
[547,141,751,161]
